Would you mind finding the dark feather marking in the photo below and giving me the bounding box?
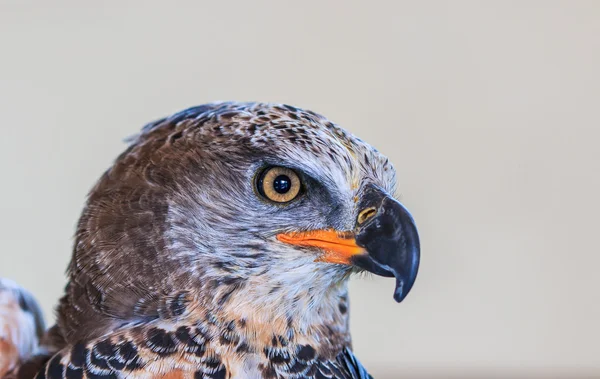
[296,345,316,361]
[65,366,83,379]
[145,327,178,356]
[69,343,87,368]
[45,354,65,378]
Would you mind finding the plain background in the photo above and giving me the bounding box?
[0,1,599,378]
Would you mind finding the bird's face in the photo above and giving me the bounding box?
[153,104,419,306]
[74,103,419,330]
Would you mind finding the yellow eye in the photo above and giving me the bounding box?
[256,167,302,203]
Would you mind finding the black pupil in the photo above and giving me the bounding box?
[273,175,291,194]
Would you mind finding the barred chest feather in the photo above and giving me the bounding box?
[34,291,371,378]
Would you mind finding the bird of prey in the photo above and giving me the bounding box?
[2,102,420,379]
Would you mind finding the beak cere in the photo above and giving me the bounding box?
[276,187,420,303]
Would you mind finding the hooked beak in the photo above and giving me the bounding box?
[276,186,420,303]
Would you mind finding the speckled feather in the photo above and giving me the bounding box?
[21,102,398,378]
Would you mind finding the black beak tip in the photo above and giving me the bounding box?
[393,272,417,303]
[393,280,406,303]
[393,243,420,303]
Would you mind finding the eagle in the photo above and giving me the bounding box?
[1,102,420,379]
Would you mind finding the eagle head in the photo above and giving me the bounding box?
[58,102,419,344]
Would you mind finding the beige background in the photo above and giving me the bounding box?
[1,1,599,378]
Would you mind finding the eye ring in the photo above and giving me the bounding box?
[256,166,302,203]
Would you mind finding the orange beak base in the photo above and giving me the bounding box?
[276,229,365,265]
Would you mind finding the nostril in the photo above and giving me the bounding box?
[357,207,377,225]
